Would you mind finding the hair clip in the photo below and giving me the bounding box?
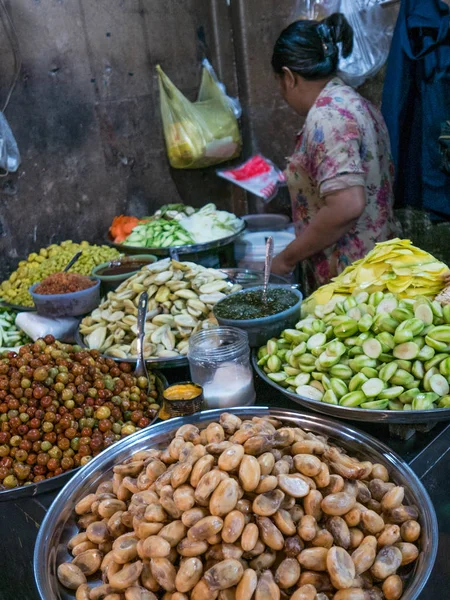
[317,23,336,59]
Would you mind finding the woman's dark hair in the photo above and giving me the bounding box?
[272,13,354,80]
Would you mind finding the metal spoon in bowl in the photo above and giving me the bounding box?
[63,251,83,272]
[262,236,274,304]
[134,291,152,394]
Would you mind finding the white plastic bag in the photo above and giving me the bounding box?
[292,0,395,88]
[15,313,79,343]
[0,111,20,172]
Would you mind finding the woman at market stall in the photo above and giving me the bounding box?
[270,14,399,294]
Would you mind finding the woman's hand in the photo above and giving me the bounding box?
[272,252,295,276]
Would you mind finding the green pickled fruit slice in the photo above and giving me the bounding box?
[379,362,399,382]
[389,400,404,410]
[268,372,287,384]
[429,374,450,396]
[330,378,348,398]
[358,314,373,332]
[323,389,338,405]
[399,388,421,404]
[361,367,378,379]
[349,373,368,392]
[329,365,353,379]
[423,367,439,391]
[362,338,382,359]
[339,390,366,407]
[440,357,450,377]
[376,332,395,350]
[414,302,434,325]
[391,369,414,386]
[417,345,435,361]
[360,400,389,410]
[393,342,420,360]
[379,386,404,400]
[296,384,323,401]
[361,378,385,398]
[412,360,425,380]
[438,395,450,408]
[294,373,311,386]
[376,297,398,314]
[307,332,327,350]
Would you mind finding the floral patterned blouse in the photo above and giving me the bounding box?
[286,77,399,295]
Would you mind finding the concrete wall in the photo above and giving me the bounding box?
[0,0,245,278]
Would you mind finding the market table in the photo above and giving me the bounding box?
[1,370,449,600]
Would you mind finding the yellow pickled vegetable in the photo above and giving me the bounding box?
[302,239,448,316]
[0,241,120,307]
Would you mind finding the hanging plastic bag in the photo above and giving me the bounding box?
[291,0,395,88]
[0,112,20,172]
[217,155,286,202]
[157,59,242,169]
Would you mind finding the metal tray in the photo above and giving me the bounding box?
[0,371,168,501]
[106,221,246,257]
[74,329,189,369]
[0,300,34,312]
[34,407,437,600]
[253,352,450,424]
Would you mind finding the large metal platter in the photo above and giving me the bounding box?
[34,407,437,600]
[74,329,188,369]
[0,300,34,312]
[106,221,246,257]
[0,371,168,501]
[253,352,450,424]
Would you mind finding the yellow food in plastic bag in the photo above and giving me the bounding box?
[157,62,241,169]
[302,239,449,315]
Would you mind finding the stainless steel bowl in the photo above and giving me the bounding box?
[34,407,437,600]
[0,371,168,501]
[253,352,450,424]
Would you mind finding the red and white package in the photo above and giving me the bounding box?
[217,155,286,201]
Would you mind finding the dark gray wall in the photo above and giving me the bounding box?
[0,0,246,278]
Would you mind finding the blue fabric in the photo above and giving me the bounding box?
[382,0,450,219]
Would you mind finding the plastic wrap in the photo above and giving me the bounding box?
[157,59,241,169]
[292,0,395,87]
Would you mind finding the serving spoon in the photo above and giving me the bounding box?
[134,291,152,394]
[262,236,274,304]
[63,251,83,272]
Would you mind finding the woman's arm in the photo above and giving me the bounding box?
[272,185,366,275]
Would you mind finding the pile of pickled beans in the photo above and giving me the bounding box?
[58,414,422,600]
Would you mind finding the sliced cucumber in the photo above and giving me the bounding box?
[339,390,366,407]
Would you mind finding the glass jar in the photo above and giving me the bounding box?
[188,327,256,409]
